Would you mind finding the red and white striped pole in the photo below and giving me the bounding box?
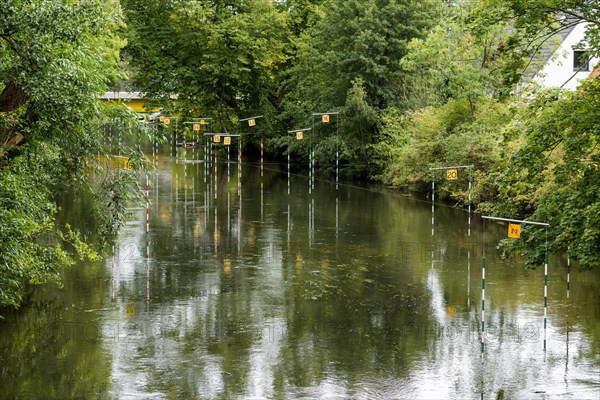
[145,174,150,233]
[146,171,150,303]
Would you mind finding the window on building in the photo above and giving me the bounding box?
[573,50,590,71]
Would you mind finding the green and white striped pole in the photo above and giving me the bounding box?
[544,251,548,351]
[481,254,486,354]
[287,128,311,196]
[468,177,472,237]
[468,250,471,308]
[428,165,474,237]
[482,216,550,352]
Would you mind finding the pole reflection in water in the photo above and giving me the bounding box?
[238,192,242,254]
[214,143,218,200]
[203,136,207,184]
[311,195,314,246]
[287,202,291,251]
[145,174,149,233]
[146,242,150,304]
[237,139,242,196]
[467,250,471,308]
[174,151,179,204]
[204,183,209,231]
[309,197,315,248]
[431,175,435,236]
[567,249,571,299]
[214,203,218,254]
[335,196,339,252]
[154,167,159,209]
[111,245,116,302]
[227,192,231,234]
[146,171,150,304]
[227,145,230,183]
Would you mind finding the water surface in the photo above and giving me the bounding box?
[1,149,598,399]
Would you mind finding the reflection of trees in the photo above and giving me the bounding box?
[0,186,112,397]
[276,239,434,390]
[0,259,112,398]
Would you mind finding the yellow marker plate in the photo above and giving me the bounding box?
[508,223,521,238]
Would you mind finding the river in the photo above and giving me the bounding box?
[0,148,598,399]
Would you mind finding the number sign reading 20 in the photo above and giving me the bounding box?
[446,169,458,180]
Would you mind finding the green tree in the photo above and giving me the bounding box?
[287,0,441,111]
[469,0,600,77]
[497,80,600,269]
[281,0,441,177]
[0,0,143,312]
[121,0,290,130]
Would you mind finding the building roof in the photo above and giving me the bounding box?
[100,92,144,100]
[523,17,580,81]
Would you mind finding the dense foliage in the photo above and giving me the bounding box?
[0,1,147,312]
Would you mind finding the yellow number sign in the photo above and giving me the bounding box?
[193,123,200,131]
[159,115,165,122]
[248,119,256,127]
[213,135,221,143]
[296,131,303,140]
[508,223,521,238]
[164,118,171,125]
[446,169,458,181]
[224,136,231,145]
[124,160,132,171]
[447,169,458,180]
[322,114,330,123]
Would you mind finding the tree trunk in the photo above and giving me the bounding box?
[0,82,29,148]
[0,82,28,112]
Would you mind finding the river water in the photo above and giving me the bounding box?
[1,148,598,399]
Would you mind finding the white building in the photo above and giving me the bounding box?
[532,21,599,90]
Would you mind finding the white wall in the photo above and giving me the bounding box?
[534,22,599,90]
